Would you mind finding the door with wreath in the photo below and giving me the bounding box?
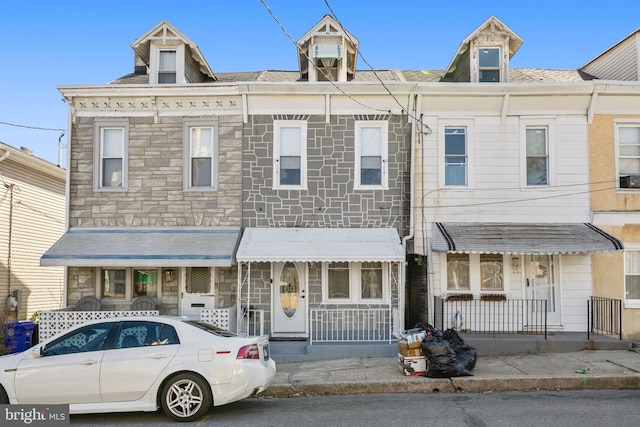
[527,255,561,325]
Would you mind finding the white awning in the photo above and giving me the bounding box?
[432,222,623,255]
[236,228,405,263]
[40,227,241,267]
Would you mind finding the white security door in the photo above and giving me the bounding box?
[181,267,215,319]
[527,255,561,325]
[272,262,307,335]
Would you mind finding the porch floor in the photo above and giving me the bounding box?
[269,332,632,363]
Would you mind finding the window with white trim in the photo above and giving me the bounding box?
[525,126,549,186]
[355,121,388,189]
[478,47,501,82]
[158,49,177,84]
[273,120,307,189]
[444,126,468,186]
[99,268,161,302]
[323,261,387,303]
[184,120,217,190]
[446,253,506,295]
[624,250,640,307]
[617,124,640,188]
[94,120,128,190]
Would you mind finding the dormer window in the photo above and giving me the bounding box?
[478,47,501,82]
[158,50,177,83]
[297,15,358,83]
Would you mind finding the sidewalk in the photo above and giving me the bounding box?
[262,349,640,398]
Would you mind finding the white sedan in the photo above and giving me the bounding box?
[0,316,276,422]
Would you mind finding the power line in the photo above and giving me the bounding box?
[323,0,432,135]
[0,121,65,132]
[259,0,392,114]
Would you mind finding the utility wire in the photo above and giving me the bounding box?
[323,0,432,135]
[259,0,392,114]
[0,121,65,132]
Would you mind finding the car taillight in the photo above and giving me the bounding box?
[237,343,260,359]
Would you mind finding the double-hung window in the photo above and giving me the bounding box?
[478,47,501,82]
[158,49,177,84]
[94,120,128,190]
[184,120,217,190]
[624,250,640,307]
[617,124,640,188]
[273,120,307,189]
[355,121,388,189]
[324,262,386,302]
[526,126,549,186]
[444,126,468,186]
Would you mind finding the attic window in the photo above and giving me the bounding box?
[158,50,177,84]
[478,47,500,82]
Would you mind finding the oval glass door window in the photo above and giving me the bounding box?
[279,262,299,318]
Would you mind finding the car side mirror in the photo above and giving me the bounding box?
[32,346,44,358]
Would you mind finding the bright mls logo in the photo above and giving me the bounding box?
[1,405,69,426]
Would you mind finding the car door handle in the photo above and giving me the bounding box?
[80,360,99,365]
[149,353,171,359]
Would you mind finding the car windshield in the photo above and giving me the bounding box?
[183,320,238,337]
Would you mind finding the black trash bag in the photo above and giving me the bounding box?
[413,322,443,340]
[442,328,478,372]
[421,334,473,378]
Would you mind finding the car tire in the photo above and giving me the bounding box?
[160,373,212,422]
[0,386,8,404]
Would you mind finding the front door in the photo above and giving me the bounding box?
[527,255,561,325]
[181,267,215,319]
[272,262,307,336]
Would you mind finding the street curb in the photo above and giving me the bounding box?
[259,374,640,398]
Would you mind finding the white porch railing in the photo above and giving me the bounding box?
[38,310,159,342]
[310,308,393,344]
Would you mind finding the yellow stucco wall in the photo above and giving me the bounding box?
[590,116,640,340]
[589,114,640,211]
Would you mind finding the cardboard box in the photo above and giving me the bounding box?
[398,353,426,376]
[397,340,423,357]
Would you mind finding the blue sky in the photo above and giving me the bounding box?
[1,0,639,168]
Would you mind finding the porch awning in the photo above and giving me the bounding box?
[40,227,241,267]
[236,227,405,263]
[432,223,623,255]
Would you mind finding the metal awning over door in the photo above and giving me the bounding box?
[41,227,241,267]
[431,222,623,255]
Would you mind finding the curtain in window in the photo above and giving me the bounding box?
[328,262,350,299]
[625,251,640,299]
[619,127,640,175]
[480,254,504,291]
[360,127,382,185]
[447,254,470,290]
[101,128,123,187]
[190,127,213,187]
[279,127,301,185]
[360,262,382,299]
[526,128,548,185]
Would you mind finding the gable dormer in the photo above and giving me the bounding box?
[441,16,523,83]
[579,29,640,81]
[296,15,358,82]
[131,20,216,85]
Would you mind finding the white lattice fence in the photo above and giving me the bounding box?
[200,307,237,332]
[38,310,159,342]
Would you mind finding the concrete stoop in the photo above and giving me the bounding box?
[270,333,632,362]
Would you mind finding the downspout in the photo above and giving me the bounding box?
[400,93,421,333]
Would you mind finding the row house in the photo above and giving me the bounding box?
[585,28,640,339]
[0,142,65,322]
[41,15,639,348]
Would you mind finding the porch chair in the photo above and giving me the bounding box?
[130,295,157,311]
[74,296,101,311]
